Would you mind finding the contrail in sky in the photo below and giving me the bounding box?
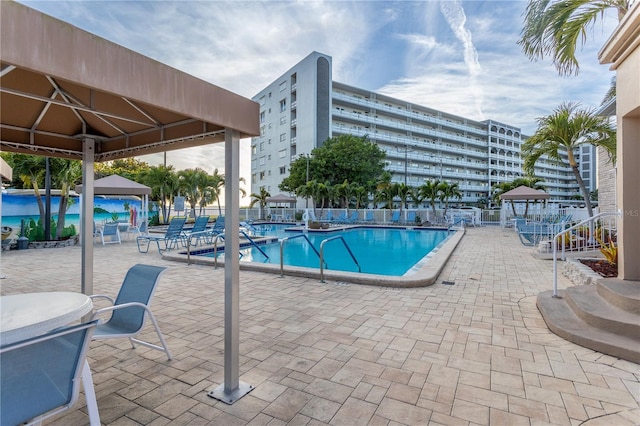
[440,0,484,118]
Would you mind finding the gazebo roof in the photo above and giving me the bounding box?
[266,193,297,203]
[500,185,550,200]
[0,1,259,161]
[75,174,151,196]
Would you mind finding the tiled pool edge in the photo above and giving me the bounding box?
[162,228,465,287]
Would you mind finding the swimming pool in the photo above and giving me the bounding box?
[203,226,450,276]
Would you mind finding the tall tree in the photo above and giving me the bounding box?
[249,186,270,220]
[280,135,386,192]
[518,0,630,76]
[439,182,462,218]
[142,165,177,224]
[419,180,442,223]
[522,102,616,217]
[50,158,82,239]
[178,168,209,218]
[9,154,46,222]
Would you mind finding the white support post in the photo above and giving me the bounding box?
[208,129,253,404]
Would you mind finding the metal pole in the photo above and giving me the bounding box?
[81,138,95,298]
[208,128,253,405]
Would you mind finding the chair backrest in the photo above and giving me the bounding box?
[365,211,374,221]
[407,211,416,221]
[325,211,333,220]
[139,220,148,233]
[165,217,187,238]
[212,216,225,231]
[392,211,400,222]
[0,321,98,426]
[103,222,119,236]
[350,211,358,221]
[190,216,210,233]
[110,264,168,333]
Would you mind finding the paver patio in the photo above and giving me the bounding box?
[1,227,638,425]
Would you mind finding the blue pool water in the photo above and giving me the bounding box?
[208,226,450,276]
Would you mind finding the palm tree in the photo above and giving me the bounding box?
[419,179,442,223]
[295,182,315,210]
[51,158,82,239]
[142,165,176,224]
[249,186,270,220]
[408,187,425,209]
[395,183,412,213]
[522,102,616,217]
[439,182,462,219]
[178,168,208,218]
[518,0,630,76]
[11,154,46,222]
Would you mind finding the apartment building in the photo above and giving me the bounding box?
[251,51,590,207]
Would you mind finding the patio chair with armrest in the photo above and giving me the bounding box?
[136,216,186,253]
[364,210,375,223]
[90,264,172,360]
[128,220,148,239]
[391,210,401,224]
[0,320,101,426]
[406,211,416,224]
[99,222,121,245]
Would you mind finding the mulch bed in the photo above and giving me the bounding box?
[580,259,618,278]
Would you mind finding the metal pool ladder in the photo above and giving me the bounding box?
[319,236,361,283]
[207,231,269,268]
[279,234,324,277]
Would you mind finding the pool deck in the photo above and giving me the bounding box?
[1,227,638,425]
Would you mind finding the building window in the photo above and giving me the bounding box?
[279,81,287,91]
[259,171,265,180]
[280,99,287,112]
[260,111,265,123]
[251,145,257,155]
[279,149,287,158]
[259,156,265,166]
[280,133,286,142]
[280,116,287,125]
[259,96,266,106]
[251,173,257,183]
[260,142,265,151]
[279,166,286,175]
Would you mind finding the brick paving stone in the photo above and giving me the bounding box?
[1,227,638,425]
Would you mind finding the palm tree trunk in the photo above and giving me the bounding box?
[571,164,593,217]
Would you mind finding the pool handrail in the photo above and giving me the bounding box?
[319,236,361,283]
[208,231,269,269]
[279,234,324,278]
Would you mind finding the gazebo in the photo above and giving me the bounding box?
[1,2,258,404]
[499,185,550,218]
[75,174,152,228]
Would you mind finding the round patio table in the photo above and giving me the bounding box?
[0,291,93,346]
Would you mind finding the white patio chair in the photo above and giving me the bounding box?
[0,320,101,426]
[99,222,121,245]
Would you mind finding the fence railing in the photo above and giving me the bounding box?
[551,211,619,297]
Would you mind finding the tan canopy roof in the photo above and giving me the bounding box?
[499,185,550,200]
[0,1,259,161]
[75,174,151,196]
[266,193,297,204]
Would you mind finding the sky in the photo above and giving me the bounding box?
[20,0,619,205]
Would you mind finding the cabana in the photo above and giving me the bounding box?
[500,185,550,218]
[1,2,258,404]
[75,174,152,230]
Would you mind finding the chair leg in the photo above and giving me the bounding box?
[130,310,172,360]
[82,360,101,426]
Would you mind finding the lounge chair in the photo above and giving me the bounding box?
[0,320,101,426]
[136,216,186,253]
[184,215,211,246]
[335,211,348,223]
[210,216,225,235]
[406,211,416,224]
[322,211,333,222]
[391,211,401,224]
[99,222,121,245]
[347,211,359,223]
[128,220,147,238]
[363,211,374,223]
[90,264,172,360]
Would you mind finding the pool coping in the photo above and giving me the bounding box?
[161,227,465,288]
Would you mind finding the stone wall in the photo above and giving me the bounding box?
[597,146,616,212]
